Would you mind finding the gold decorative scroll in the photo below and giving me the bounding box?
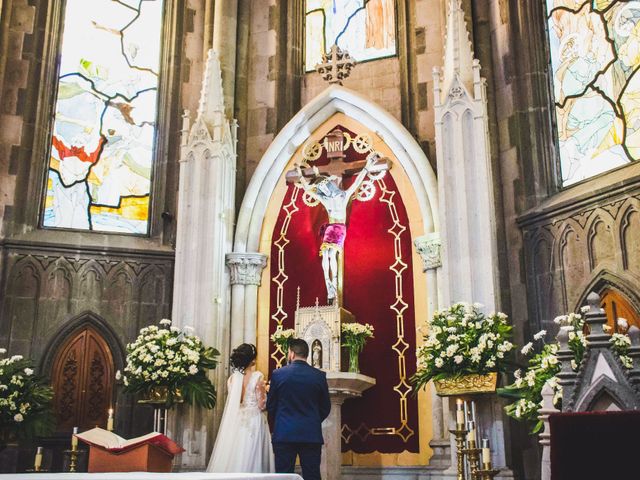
[433,372,498,397]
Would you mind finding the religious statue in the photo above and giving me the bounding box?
[312,340,323,369]
[294,152,380,303]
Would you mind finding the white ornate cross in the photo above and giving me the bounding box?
[315,44,356,85]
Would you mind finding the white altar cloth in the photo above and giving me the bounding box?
[2,474,301,480]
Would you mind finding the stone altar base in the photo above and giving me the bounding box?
[322,372,376,480]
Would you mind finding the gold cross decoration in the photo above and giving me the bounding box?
[315,44,356,85]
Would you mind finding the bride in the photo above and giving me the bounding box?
[207,343,274,473]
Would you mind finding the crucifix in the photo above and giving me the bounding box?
[286,129,390,305]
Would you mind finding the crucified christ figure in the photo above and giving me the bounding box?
[295,153,379,303]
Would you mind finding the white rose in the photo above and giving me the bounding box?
[188,365,198,375]
[435,358,444,368]
[23,368,33,376]
[454,355,463,364]
[160,319,172,326]
[14,413,23,422]
[0,348,6,354]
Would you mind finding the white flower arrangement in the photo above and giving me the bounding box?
[122,319,220,408]
[500,312,633,434]
[0,351,53,441]
[270,327,296,353]
[341,323,375,373]
[412,303,514,391]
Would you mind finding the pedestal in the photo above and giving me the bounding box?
[322,372,376,480]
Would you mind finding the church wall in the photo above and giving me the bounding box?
[481,1,640,479]
[0,0,210,440]
[235,0,449,199]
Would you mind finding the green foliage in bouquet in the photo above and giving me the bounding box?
[122,320,220,409]
[0,351,54,443]
[411,303,514,391]
[499,310,632,434]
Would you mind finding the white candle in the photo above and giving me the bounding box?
[71,427,78,449]
[466,421,476,445]
[482,438,491,465]
[456,399,464,426]
[34,447,43,470]
[107,408,114,431]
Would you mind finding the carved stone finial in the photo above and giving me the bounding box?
[414,234,442,271]
[586,291,602,312]
[225,253,268,286]
[443,0,475,94]
[315,44,355,85]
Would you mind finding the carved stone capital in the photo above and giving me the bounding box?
[414,234,442,271]
[225,253,268,286]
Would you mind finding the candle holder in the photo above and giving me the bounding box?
[69,446,78,473]
[476,466,500,480]
[449,425,468,480]
[462,442,482,480]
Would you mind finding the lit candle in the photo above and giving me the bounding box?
[34,446,43,471]
[466,421,476,446]
[71,427,78,450]
[107,408,114,432]
[455,398,464,427]
[481,438,491,466]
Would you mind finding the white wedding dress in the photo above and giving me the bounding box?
[207,370,275,473]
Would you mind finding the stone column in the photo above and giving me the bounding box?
[226,252,268,345]
[212,0,238,119]
[414,233,450,468]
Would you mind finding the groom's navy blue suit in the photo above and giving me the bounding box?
[267,359,331,479]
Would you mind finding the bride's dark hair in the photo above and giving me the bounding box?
[230,343,257,372]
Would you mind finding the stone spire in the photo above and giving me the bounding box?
[197,49,225,127]
[442,0,475,94]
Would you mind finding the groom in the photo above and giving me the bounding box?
[267,338,331,480]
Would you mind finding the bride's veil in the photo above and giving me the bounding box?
[206,370,243,471]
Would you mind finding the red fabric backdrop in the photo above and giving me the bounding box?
[268,126,419,454]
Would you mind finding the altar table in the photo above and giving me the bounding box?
[1,473,301,480]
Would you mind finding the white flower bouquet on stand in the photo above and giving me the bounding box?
[0,350,53,444]
[411,303,514,396]
[122,319,220,409]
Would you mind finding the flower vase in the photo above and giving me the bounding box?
[348,347,361,373]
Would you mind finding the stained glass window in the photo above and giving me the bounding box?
[547,0,640,186]
[305,0,396,72]
[42,0,164,234]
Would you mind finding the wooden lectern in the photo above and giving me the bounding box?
[88,442,174,473]
[77,428,183,473]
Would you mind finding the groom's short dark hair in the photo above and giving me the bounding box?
[289,338,309,358]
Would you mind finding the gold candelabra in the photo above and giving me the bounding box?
[449,400,501,480]
[69,427,78,473]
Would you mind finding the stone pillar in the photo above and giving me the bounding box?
[171,50,237,470]
[433,1,511,475]
[212,0,238,119]
[226,252,268,345]
[414,233,450,468]
[538,382,558,480]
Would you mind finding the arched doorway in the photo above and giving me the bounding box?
[51,325,115,432]
[601,288,640,333]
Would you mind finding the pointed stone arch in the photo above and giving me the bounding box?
[234,85,438,255]
[231,86,438,346]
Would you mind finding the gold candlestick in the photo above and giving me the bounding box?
[449,424,468,480]
[69,427,78,473]
[462,422,481,480]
